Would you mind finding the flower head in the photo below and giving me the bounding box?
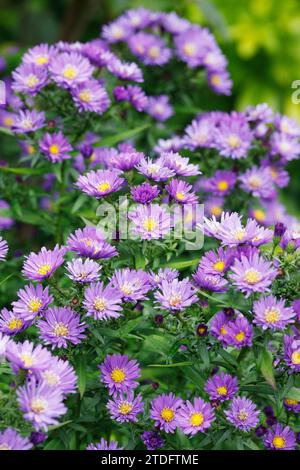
[0,428,32,451]
[150,393,183,433]
[23,44,55,68]
[166,179,198,204]
[178,398,215,435]
[283,334,300,372]
[129,204,171,240]
[205,372,238,402]
[49,52,94,88]
[6,340,52,374]
[131,182,160,204]
[12,283,53,322]
[146,95,173,121]
[12,63,48,95]
[154,278,198,312]
[226,315,253,349]
[264,424,296,450]
[111,268,151,302]
[13,109,45,133]
[214,112,252,159]
[76,169,125,198]
[0,308,30,336]
[66,258,101,283]
[38,307,86,349]
[87,438,122,450]
[136,156,175,181]
[67,226,117,259]
[39,132,72,163]
[253,295,295,330]
[107,391,144,423]
[72,79,110,114]
[128,32,171,66]
[99,353,140,397]
[38,356,77,395]
[83,281,123,320]
[225,397,260,431]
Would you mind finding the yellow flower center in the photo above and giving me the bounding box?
[235,331,245,342]
[253,209,266,221]
[37,263,52,276]
[79,90,92,103]
[118,402,133,415]
[28,299,42,313]
[26,75,39,88]
[53,322,69,337]
[211,206,222,217]
[183,43,197,56]
[220,325,227,335]
[27,144,35,154]
[169,294,182,307]
[8,318,22,330]
[160,407,174,422]
[248,176,262,189]
[112,26,124,39]
[235,230,245,241]
[3,117,13,127]
[272,436,285,449]
[217,386,228,396]
[244,269,261,285]
[94,298,107,311]
[143,217,157,232]
[237,410,248,421]
[176,192,185,201]
[20,353,33,368]
[190,412,204,427]
[121,283,133,296]
[63,65,78,80]
[111,368,126,383]
[0,444,10,450]
[210,74,221,85]
[97,182,111,193]
[31,398,47,414]
[264,308,280,324]
[42,371,60,386]
[217,181,229,191]
[213,260,225,272]
[36,56,49,65]
[22,119,33,129]
[227,134,241,148]
[285,399,298,406]
[49,144,60,155]
[291,351,300,365]
[148,46,160,59]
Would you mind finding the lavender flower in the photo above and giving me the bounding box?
[213,112,252,159]
[111,268,151,302]
[66,258,101,283]
[239,166,275,199]
[205,372,238,402]
[0,428,32,450]
[128,32,171,66]
[177,398,215,435]
[149,268,179,287]
[23,44,55,68]
[67,226,117,259]
[131,182,160,204]
[38,307,86,349]
[166,179,198,204]
[99,353,140,397]
[193,269,228,293]
[76,169,125,198]
[253,295,295,330]
[72,79,110,114]
[87,438,122,450]
[13,109,45,133]
[22,245,66,281]
[150,393,183,433]
[226,315,253,349]
[12,283,53,321]
[264,424,296,450]
[107,391,144,423]
[49,52,94,88]
[203,170,237,196]
[162,152,200,177]
[199,247,234,277]
[109,150,144,172]
[38,356,77,395]
[154,278,198,312]
[146,95,173,121]
[283,334,300,372]
[141,430,164,450]
[129,204,171,240]
[6,340,52,374]
[225,397,260,431]
[83,281,123,320]
[136,156,175,181]
[0,308,29,336]
[39,132,72,163]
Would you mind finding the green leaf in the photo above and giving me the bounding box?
[0,273,14,287]
[0,126,14,137]
[0,165,48,175]
[286,387,300,401]
[71,194,87,214]
[77,356,87,399]
[259,348,276,389]
[93,124,150,149]
[148,361,194,368]
[163,258,199,270]
[218,349,237,367]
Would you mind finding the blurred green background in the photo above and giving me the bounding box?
[1,0,300,211]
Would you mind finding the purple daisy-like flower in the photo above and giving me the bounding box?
[150,393,183,433]
[216,213,273,247]
[136,156,175,181]
[204,197,225,219]
[253,295,295,330]
[203,170,237,196]
[161,11,190,34]
[205,372,238,402]
[0,236,8,261]
[283,398,300,413]
[149,268,179,287]
[128,32,171,66]
[17,378,67,431]
[38,307,86,349]
[13,109,45,133]
[81,39,109,66]
[146,95,173,122]
[226,315,253,349]
[270,132,300,162]
[6,340,52,374]
[87,438,122,450]
[193,269,228,293]
[264,424,296,450]
[23,43,55,68]
[165,179,198,204]
[177,398,215,436]
[131,182,160,204]
[141,430,164,450]
[107,58,143,82]
[208,70,232,95]
[12,283,53,322]
[225,397,260,431]
[66,258,101,283]
[12,63,48,95]
[99,353,141,397]
[213,112,253,159]
[283,334,300,372]
[229,251,277,297]
[107,391,144,423]
[0,308,30,336]
[174,26,215,68]
[0,428,32,451]
[239,166,275,199]
[38,356,77,395]
[102,17,133,43]
[67,226,117,260]
[154,278,198,312]
[49,52,94,88]
[129,204,172,240]
[109,150,144,172]
[39,131,73,163]
[210,311,232,344]
[275,113,300,137]
[72,79,110,114]
[123,7,157,29]
[199,247,234,277]
[127,85,148,111]
[110,268,151,302]
[184,116,215,149]
[76,169,125,198]
[22,245,66,281]
[162,152,200,177]
[83,281,123,320]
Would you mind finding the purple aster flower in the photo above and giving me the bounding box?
[65,258,100,283]
[12,283,53,322]
[283,334,300,372]
[131,182,160,204]
[264,424,296,450]
[274,222,287,238]
[81,39,109,66]
[38,356,77,395]
[0,110,15,129]
[113,85,130,101]
[146,95,173,121]
[13,109,45,133]
[102,17,134,43]
[154,136,184,154]
[136,156,175,181]
[177,398,215,436]
[128,32,171,66]
[204,197,225,218]
[245,103,274,123]
[12,63,48,95]
[225,397,260,431]
[229,251,277,297]
[0,428,32,451]
[76,169,125,198]
[123,7,157,29]
[107,391,144,423]
[162,151,200,177]
[110,268,151,302]
[6,340,52,374]
[23,44,56,68]
[22,245,66,281]
[149,268,179,287]
[261,160,290,188]
[72,79,110,114]
[226,315,253,349]
[87,438,122,450]
[107,58,143,82]
[216,213,273,247]
[283,398,300,413]
[0,236,8,261]
[161,11,190,34]
[199,247,234,277]
[203,170,237,196]
[270,132,300,162]
[49,52,94,88]
[38,307,86,349]
[174,26,215,68]
[275,114,300,137]
[205,372,238,402]
[99,353,140,397]
[165,179,198,204]
[17,378,67,431]
[141,430,164,450]
[154,278,198,312]
[129,204,171,240]
[39,132,72,163]
[253,295,295,330]
[150,393,183,433]
[183,116,215,149]
[213,112,252,159]
[193,269,228,293]
[83,281,123,320]
[108,150,144,172]
[239,166,275,199]
[210,311,232,344]
[67,226,117,259]
[207,70,232,95]
[127,85,148,111]
[0,308,30,336]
